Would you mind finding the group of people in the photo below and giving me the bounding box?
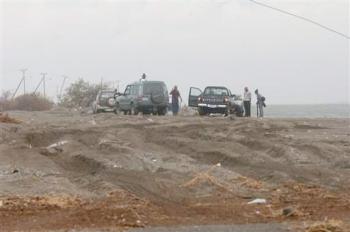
[169,86,266,118]
[243,87,266,118]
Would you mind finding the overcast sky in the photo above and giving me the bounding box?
[0,0,349,104]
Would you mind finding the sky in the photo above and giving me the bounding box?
[0,0,349,104]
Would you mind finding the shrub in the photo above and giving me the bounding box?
[59,78,109,108]
[0,94,53,111]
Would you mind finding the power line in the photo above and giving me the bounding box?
[248,0,350,39]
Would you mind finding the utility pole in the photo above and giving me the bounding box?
[40,73,47,97]
[20,69,27,94]
[59,75,68,99]
[12,69,27,99]
[33,77,44,95]
[100,77,103,91]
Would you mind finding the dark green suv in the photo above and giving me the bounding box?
[115,80,169,115]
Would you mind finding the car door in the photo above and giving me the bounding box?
[188,87,202,107]
[118,85,131,110]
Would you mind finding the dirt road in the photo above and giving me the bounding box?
[0,110,349,231]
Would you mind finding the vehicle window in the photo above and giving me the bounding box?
[130,85,139,95]
[204,87,229,96]
[124,85,131,95]
[190,88,202,96]
[143,83,165,95]
[100,92,114,98]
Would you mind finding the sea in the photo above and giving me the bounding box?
[251,104,350,118]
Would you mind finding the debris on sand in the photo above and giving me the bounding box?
[247,198,266,204]
[235,176,264,190]
[47,140,69,149]
[281,206,303,217]
[181,163,233,192]
[40,140,69,156]
[0,113,21,124]
[305,220,345,232]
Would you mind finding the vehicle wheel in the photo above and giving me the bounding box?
[130,104,138,115]
[158,107,167,116]
[235,111,243,117]
[151,93,164,104]
[107,97,116,107]
[198,107,206,116]
[114,103,120,115]
[232,105,244,117]
[224,108,230,117]
[114,108,121,115]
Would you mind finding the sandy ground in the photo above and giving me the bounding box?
[0,110,349,231]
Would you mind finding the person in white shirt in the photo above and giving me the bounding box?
[243,87,251,117]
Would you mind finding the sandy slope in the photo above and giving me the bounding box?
[0,110,349,231]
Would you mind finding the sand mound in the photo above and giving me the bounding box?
[0,111,349,231]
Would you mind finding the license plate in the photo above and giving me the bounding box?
[208,104,216,108]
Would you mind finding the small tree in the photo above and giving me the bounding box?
[59,78,109,108]
[0,90,11,102]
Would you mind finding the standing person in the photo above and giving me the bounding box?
[170,85,182,116]
[255,89,265,118]
[243,87,251,117]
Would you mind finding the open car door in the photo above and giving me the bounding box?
[188,87,202,107]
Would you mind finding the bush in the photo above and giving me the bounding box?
[59,78,109,108]
[0,94,53,111]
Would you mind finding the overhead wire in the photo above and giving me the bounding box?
[248,0,350,39]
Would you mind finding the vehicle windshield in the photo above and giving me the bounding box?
[203,87,229,96]
[143,83,165,95]
[100,92,114,98]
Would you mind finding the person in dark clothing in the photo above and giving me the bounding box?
[170,85,182,116]
[255,89,265,118]
[243,87,251,117]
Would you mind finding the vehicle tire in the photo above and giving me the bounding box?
[224,111,229,117]
[233,105,244,117]
[130,104,138,115]
[114,103,121,115]
[151,93,164,104]
[107,97,116,107]
[158,107,167,116]
[198,107,206,116]
[114,108,122,115]
[235,111,243,117]
[229,105,242,117]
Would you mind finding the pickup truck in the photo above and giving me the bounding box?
[188,86,243,116]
